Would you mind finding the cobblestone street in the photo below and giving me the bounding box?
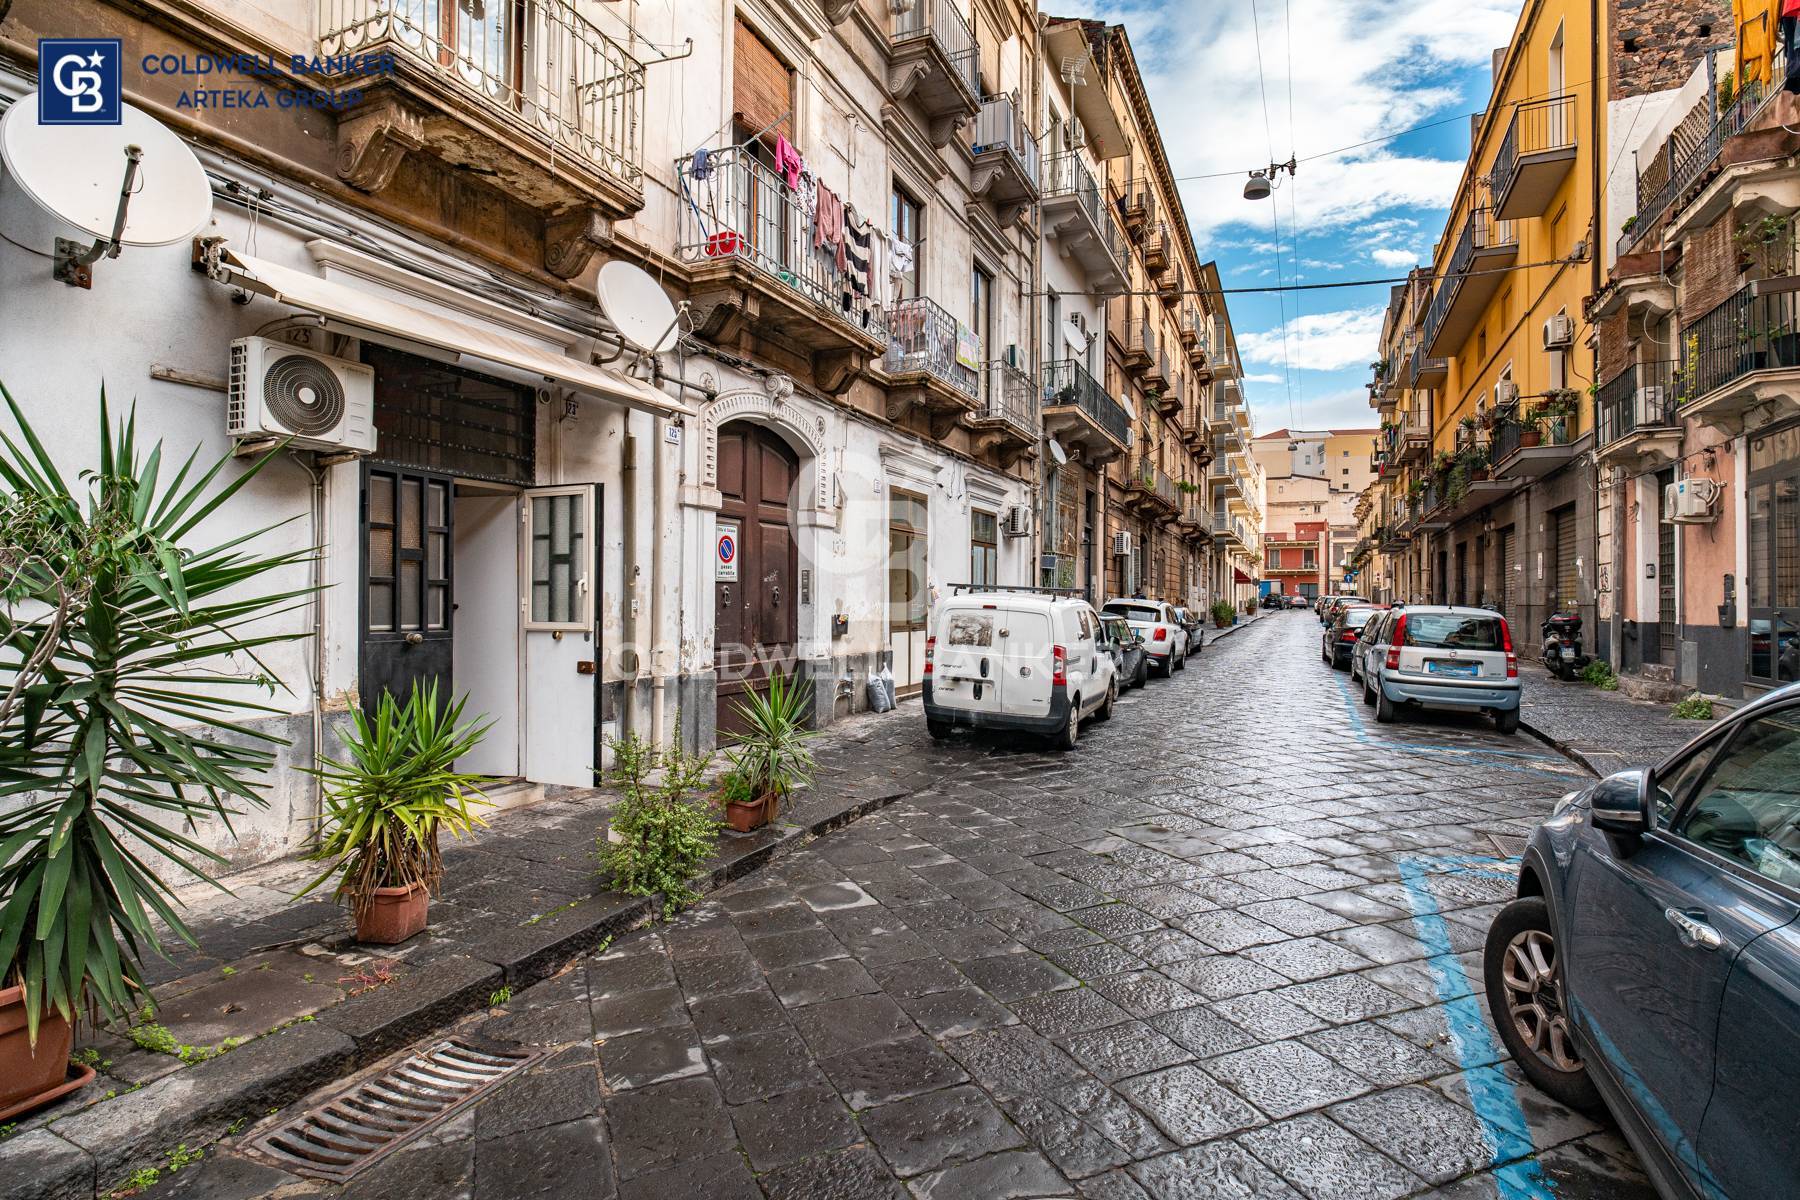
[168,612,1657,1200]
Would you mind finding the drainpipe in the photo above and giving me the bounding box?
[621,418,639,736]
[650,411,670,750]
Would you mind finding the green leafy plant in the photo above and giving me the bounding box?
[1734,212,1792,279]
[1718,67,1736,114]
[489,985,513,1007]
[116,1166,160,1195]
[166,1144,202,1171]
[1580,659,1619,690]
[1210,599,1237,627]
[1672,692,1715,720]
[0,388,315,1043]
[597,733,720,913]
[296,683,492,917]
[723,674,816,822]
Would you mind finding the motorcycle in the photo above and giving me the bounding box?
[1540,611,1591,681]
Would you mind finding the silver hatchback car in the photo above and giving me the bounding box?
[1354,605,1521,734]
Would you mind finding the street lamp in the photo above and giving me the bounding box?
[1244,157,1297,201]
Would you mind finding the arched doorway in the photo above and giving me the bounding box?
[715,422,800,739]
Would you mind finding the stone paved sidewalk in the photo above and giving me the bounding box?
[1515,663,1716,777]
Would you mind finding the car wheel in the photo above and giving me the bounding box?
[1135,658,1149,688]
[1495,708,1520,735]
[1174,649,1186,671]
[1361,671,1375,707]
[1096,678,1117,721]
[1484,897,1604,1114]
[927,719,952,741]
[1374,684,1398,723]
[1052,699,1080,751]
[1155,654,1172,679]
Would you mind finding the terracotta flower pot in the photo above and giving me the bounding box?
[0,984,76,1117]
[354,882,429,945]
[1518,429,1542,448]
[724,792,776,833]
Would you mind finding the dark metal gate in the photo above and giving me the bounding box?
[1657,468,1677,658]
[361,465,453,711]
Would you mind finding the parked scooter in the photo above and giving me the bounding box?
[1540,611,1590,680]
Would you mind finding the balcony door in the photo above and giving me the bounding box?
[1747,423,1800,686]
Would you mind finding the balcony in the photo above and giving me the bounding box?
[1178,498,1211,541]
[1674,283,1800,433]
[1208,383,1235,431]
[1144,345,1170,390]
[1409,344,1447,388]
[1157,262,1183,306]
[1491,400,1578,480]
[1126,455,1180,518]
[1153,365,1183,417]
[678,147,885,394]
[1123,314,1157,373]
[969,359,1039,466]
[888,0,981,148]
[882,296,981,435]
[1422,205,1518,357]
[1492,94,1577,221]
[1212,510,1246,549]
[1041,154,1129,292]
[318,0,645,276]
[1627,58,1780,250]
[1264,558,1320,577]
[1041,358,1130,463]
[1181,405,1212,453]
[971,94,1040,227]
[1120,177,1156,234]
[1594,360,1681,468]
[1143,221,1170,272]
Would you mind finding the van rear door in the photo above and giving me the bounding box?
[933,604,1055,717]
[1000,609,1054,716]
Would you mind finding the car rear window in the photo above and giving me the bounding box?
[1401,613,1504,651]
[1104,603,1161,623]
[943,610,995,647]
[1342,607,1382,629]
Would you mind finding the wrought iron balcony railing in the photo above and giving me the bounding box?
[1596,360,1677,447]
[973,94,1041,188]
[677,146,884,342]
[891,0,979,97]
[1040,359,1131,445]
[319,0,645,188]
[1129,454,1178,508]
[884,295,978,399]
[979,359,1039,440]
[1491,93,1576,208]
[1676,284,1800,406]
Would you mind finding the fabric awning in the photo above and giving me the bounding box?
[1234,568,1255,584]
[216,248,690,418]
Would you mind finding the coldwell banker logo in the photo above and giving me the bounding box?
[38,38,123,125]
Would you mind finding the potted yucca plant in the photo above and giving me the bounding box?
[0,388,314,1117]
[719,674,815,832]
[297,684,492,944]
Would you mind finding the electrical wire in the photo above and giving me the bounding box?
[1248,0,1296,430]
[1033,250,1591,299]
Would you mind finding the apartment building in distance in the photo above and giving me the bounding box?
[1254,428,1379,600]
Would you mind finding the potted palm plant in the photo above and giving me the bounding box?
[719,674,815,832]
[298,684,492,944]
[0,389,314,1118]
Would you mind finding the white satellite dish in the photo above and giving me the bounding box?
[1121,395,1137,420]
[0,96,211,288]
[597,259,680,354]
[1047,437,1068,466]
[1061,316,1088,354]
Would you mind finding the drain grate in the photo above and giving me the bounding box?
[249,1037,541,1181]
[1484,832,1529,860]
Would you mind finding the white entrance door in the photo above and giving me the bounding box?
[520,485,599,787]
[454,489,521,777]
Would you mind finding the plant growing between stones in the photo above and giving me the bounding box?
[1672,692,1715,720]
[1580,659,1619,690]
[0,386,315,1043]
[597,733,720,914]
[489,985,512,1007]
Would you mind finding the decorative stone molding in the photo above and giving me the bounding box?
[543,209,614,279]
[819,0,858,24]
[700,387,832,511]
[334,96,425,192]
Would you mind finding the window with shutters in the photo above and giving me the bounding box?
[733,19,792,144]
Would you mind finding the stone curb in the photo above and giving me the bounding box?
[1515,716,1606,777]
[9,780,912,1198]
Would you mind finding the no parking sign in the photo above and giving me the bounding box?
[716,521,739,581]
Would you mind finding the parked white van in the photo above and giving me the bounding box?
[923,586,1118,750]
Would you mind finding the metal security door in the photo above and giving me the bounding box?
[1552,507,1578,613]
[362,465,453,712]
[1500,528,1519,626]
[1658,468,1678,658]
[715,424,799,738]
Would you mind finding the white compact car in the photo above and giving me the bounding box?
[1355,604,1522,734]
[924,586,1117,750]
[1101,598,1190,677]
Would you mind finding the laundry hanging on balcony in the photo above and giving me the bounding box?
[774,134,805,189]
[844,216,873,300]
[814,183,847,272]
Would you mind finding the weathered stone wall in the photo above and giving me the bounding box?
[1610,0,1732,101]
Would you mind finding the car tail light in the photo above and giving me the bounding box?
[1153,627,1168,641]
[1341,630,1358,642]
[1052,644,1067,687]
[923,636,935,677]
[1501,619,1518,678]
[1386,614,1405,671]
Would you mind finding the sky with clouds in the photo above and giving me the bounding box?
[1056,0,1526,434]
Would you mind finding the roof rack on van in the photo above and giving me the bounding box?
[946,583,1084,597]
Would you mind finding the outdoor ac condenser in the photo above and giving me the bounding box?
[1003,505,1033,538]
[1663,478,1719,524]
[227,336,377,454]
[1112,530,1133,557]
[1541,314,1575,350]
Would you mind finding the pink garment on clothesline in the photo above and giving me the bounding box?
[814,184,847,273]
[774,135,804,190]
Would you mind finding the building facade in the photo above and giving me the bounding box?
[1253,427,1378,600]
[0,0,1258,870]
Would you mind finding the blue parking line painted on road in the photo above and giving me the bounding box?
[1398,855,1554,1199]
[1329,670,1579,780]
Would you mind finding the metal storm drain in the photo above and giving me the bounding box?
[249,1038,541,1181]
[1483,831,1529,860]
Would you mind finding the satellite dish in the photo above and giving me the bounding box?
[1121,396,1136,420]
[1047,437,1068,465]
[597,259,680,354]
[1061,317,1088,354]
[1,96,210,287]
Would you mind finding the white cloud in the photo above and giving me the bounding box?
[1370,247,1418,268]
[1237,307,1386,373]
[1242,373,1288,384]
[1248,386,1376,432]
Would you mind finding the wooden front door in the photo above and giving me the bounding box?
[715,424,799,739]
[361,465,453,713]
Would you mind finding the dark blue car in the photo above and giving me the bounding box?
[1486,681,1800,1200]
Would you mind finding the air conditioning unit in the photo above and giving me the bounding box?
[1112,530,1133,557]
[1064,117,1086,150]
[1002,504,1032,538]
[1634,386,1668,425]
[1494,380,1520,406]
[1663,478,1719,524]
[228,337,376,453]
[1542,314,1575,350]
